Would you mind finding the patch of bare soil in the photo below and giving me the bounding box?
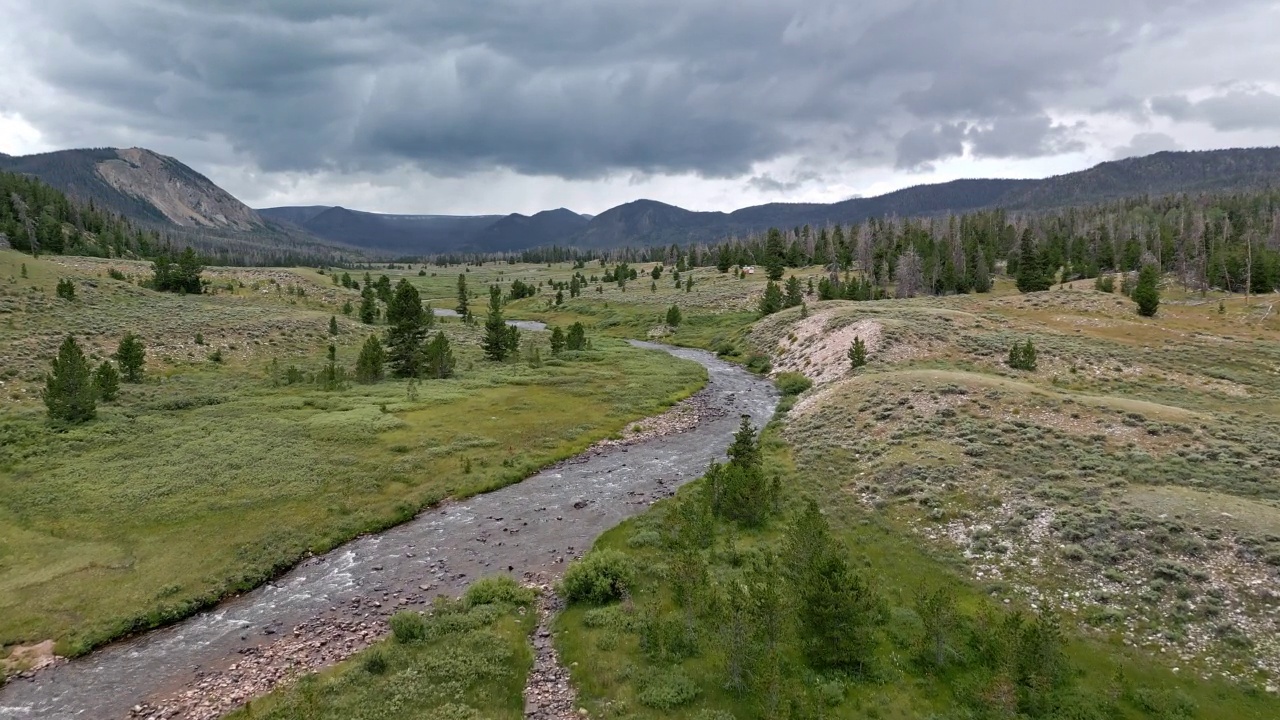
[1,641,63,680]
[770,310,883,387]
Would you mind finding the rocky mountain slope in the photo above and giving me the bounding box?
[0,148,353,262]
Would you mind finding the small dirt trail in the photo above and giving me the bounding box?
[0,342,776,720]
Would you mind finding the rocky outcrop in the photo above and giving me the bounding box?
[96,148,264,231]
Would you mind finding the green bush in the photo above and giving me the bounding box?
[775,371,813,396]
[390,610,427,643]
[562,549,634,604]
[361,646,390,674]
[745,353,773,374]
[464,576,536,608]
[637,667,701,710]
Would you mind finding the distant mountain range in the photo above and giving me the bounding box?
[5,146,1280,258]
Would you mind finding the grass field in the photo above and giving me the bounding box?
[7,248,1280,717]
[0,251,704,659]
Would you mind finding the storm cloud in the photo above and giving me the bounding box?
[1,0,1279,213]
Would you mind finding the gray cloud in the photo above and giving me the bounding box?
[1,0,1276,197]
[1112,132,1182,159]
[1151,88,1280,131]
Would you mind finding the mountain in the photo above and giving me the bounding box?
[469,208,590,252]
[267,147,1280,255]
[259,206,506,255]
[258,205,591,255]
[0,147,354,262]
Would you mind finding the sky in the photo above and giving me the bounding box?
[1,1,1279,216]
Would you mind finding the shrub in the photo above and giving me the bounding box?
[390,610,427,643]
[562,549,634,604]
[1094,274,1115,293]
[775,371,813,396]
[464,576,535,608]
[745,353,772,374]
[361,646,389,674]
[637,667,700,710]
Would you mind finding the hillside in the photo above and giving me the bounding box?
[0,148,353,263]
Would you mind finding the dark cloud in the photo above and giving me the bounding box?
[1,0,1274,183]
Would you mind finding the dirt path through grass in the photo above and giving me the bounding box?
[0,342,776,720]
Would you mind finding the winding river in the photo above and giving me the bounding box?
[0,342,777,719]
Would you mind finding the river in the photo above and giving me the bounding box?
[0,342,776,719]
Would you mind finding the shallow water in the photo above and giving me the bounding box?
[431,306,546,331]
[0,342,775,719]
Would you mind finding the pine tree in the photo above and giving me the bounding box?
[848,336,867,369]
[328,315,338,336]
[93,360,120,401]
[45,335,96,423]
[456,273,470,316]
[56,278,76,300]
[783,275,802,307]
[114,333,146,382]
[684,276,693,292]
[1016,230,1052,293]
[483,285,511,361]
[796,549,883,673]
[666,304,682,327]
[384,279,429,377]
[1008,340,1037,370]
[342,300,354,316]
[359,285,377,324]
[1134,263,1160,317]
[550,326,566,355]
[764,228,786,280]
[706,417,774,527]
[566,322,587,351]
[423,331,455,379]
[758,281,783,316]
[356,334,385,382]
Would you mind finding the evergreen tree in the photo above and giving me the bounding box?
[359,285,377,324]
[114,333,146,382]
[796,548,884,673]
[566,322,588,351]
[45,335,96,423]
[1134,263,1160,317]
[758,281,783,316]
[56,278,75,300]
[764,228,786,280]
[1008,340,1037,370]
[483,285,512,361]
[684,276,693,292]
[1016,230,1052,293]
[342,300,354,316]
[783,275,802,307]
[318,343,344,390]
[423,331,456,379]
[550,326,566,355]
[456,273,470,316]
[93,360,120,401]
[848,336,867,369]
[385,279,429,377]
[666,304,682,327]
[706,417,775,527]
[328,315,338,336]
[355,334,385,382]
